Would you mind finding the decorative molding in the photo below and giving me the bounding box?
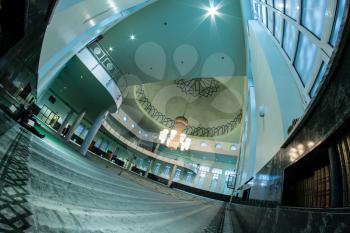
[136,86,242,137]
[175,78,220,98]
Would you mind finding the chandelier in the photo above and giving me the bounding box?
[159,116,192,151]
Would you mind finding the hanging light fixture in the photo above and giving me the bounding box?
[159,116,191,151]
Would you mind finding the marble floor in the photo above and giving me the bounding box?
[0,112,223,233]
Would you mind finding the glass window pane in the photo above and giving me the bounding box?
[330,0,346,46]
[301,0,327,38]
[294,33,318,85]
[274,0,285,12]
[101,141,109,151]
[74,124,84,136]
[310,62,327,97]
[266,0,273,6]
[285,0,300,20]
[274,13,283,43]
[95,138,103,148]
[282,20,297,58]
[262,6,268,26]
[268,8,274,33]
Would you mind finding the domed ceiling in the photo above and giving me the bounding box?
[121,76,246,143]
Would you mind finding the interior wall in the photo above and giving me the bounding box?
[247,20,305,175]
[37,90,72,124]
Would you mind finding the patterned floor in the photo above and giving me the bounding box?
[0,111,224,233]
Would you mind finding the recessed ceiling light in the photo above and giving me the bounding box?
[123,116,128,122]
[230,145,237,151]
[138,130,142,134]
[108,46,114,52]
[130,34,136,40]
[131,124,135,128]
[215,143,222,149]
[144,133,148,137]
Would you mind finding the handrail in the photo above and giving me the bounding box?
[102,121,197,173]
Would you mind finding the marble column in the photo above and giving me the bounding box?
[168,165,177,187]
[145,159,154,178]
[329,144,342,207]
[79,110,109,156]
[57,110,73,135]
[65,111,85,141]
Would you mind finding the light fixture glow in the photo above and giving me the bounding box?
[130,34,136,40]
[207,6,218,16]
[108,46,114,52]
[230,145,237,151]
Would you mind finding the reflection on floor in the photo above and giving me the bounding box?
[0,111,223,233]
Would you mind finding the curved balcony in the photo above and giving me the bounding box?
[102,120,197,173]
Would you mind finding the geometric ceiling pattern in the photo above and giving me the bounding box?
[120,77,246,143]
[135,84,243,137]
[175,78,220,98]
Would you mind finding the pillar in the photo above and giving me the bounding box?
[328,144,342,207]
[168,164,177,187]
[65,111,85,141]
[79,110,109,155]
[154,143,160,154]
[145,159,154,178]
[57,110,73,135]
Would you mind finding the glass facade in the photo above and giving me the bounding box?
[253,0,346,100]
[301,0,327,38]
[294,33,318,85]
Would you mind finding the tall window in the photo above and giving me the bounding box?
[174,169,181,182]
[210,168,222,192]
[154,163,161,175]
[185,172,193,184]
[162,166,171,178]
[253,0,347,101]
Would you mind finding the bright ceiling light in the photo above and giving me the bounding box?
[130,34,136,40]
[207,6,218,17]
[108,46,114,52]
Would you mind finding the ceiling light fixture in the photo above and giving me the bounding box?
[207,5,218,17]
[159,116,191,151]
[108,46,114,52]
[130,34,136,41]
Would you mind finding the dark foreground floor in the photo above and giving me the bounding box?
[0,111,223,233]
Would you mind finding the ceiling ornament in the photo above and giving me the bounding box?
[174,78,220,98]
[136,86,242,137]
[87,41,129,97]
[159,116,192,151]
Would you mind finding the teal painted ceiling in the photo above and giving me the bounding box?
[99,0,246,85]
[50,56,115,122]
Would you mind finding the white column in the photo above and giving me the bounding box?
[57,110,73,135]
[79,110,109,156]
[65,111,85,141]
[168,164,177,187]
[145,159,154,177]
[154,143,160,153]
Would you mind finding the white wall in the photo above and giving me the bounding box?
[38,0,155,97]
[247,20,305,175]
